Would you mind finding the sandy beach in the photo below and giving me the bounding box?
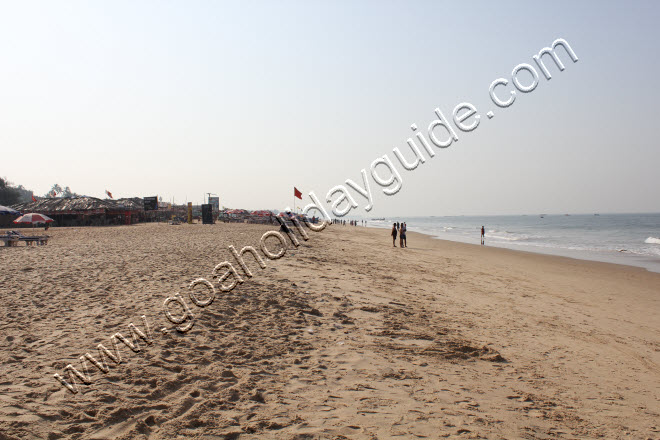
[0,222,658,439]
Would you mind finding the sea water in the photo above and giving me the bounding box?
[367,213,660,273]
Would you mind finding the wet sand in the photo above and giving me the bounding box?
[0,222,658,439]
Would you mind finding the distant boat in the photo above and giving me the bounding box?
[540,215,545,218]
[594,213,600,216]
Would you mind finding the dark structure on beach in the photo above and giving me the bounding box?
[11,197,146,227]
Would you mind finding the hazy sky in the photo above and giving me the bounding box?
[1,1,658,216]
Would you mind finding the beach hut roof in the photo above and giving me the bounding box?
[106,197,144,210]
[12,196,106,213]
[11,196,145,214]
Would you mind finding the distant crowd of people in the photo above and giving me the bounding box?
[391,222,407,247]
[331,219,366,226]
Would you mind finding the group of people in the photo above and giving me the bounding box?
[331,219,367,226]
[389,223,485,247]
[391,222,407,247]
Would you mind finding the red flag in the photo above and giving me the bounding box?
[106,190,113,199]
[294,187,302,200]
[31,194,37,202]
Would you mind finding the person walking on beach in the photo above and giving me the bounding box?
[481,226,485,245]
[399,222,406,247]
[401,222,407,247]
[391,222,398,247]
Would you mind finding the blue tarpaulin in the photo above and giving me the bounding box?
[0,205,21,215]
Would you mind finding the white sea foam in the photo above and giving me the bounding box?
[487,233,531,242]
[645,247,660,256]
[645,237,660,245]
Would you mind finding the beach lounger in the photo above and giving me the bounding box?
[21,236,50,246]
[0,235,19,247]
[4,231,50,246]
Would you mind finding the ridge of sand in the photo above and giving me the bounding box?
[0,223,658,439]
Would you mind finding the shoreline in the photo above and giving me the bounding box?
[366,222,660,274]
[379,228,660,285]
[412,229,660,275]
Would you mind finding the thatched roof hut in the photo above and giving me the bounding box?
[11,197,145,227]
[12,196,110,215]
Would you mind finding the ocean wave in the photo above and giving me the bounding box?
[647,247,660,256]
[645,237,660,245]
[487,233,530,242]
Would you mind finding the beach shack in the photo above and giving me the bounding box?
[11,196,145,227]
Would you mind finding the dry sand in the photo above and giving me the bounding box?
[0,222,658,439]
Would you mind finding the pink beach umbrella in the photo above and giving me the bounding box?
[13,213,54,225]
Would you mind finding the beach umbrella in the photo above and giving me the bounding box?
[0,205,21,215]
[13,213,54,224]
[251,210,272,217]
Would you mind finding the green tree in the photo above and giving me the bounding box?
[46,184,63,198]
[62,186,78,197]
[0,177,27,205]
